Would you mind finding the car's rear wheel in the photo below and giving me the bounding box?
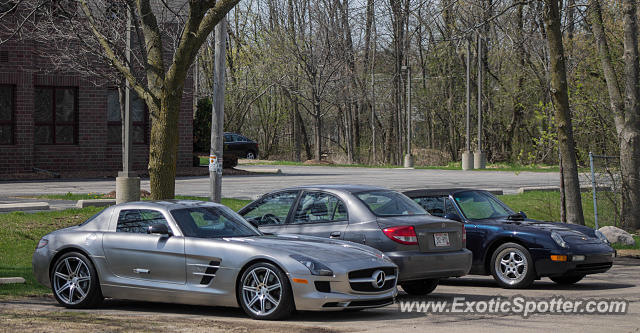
[490,243,536,289]
[246,151,257,159]
[238,262,294,320]
[51,252,102,308]
[550,274,585,285]
[400,278,439,295]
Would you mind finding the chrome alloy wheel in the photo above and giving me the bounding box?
[241,267,282,316]
[495,248,528,285]
[52,257,92,305]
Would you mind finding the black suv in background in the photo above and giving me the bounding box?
[224,132,259,159]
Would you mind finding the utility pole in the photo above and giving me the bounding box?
[116,6,140,204]
[403,65,413,168]
[209,17,226,203]
[370,10,377,165]
[462,38,473,170]
[474,34,486,169]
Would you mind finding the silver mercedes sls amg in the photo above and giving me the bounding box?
[32,200,398,320]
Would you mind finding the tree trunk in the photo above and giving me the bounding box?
[591,0,640,230]
[543,0,585,225]
[620,0,640,230]
[149,93,181,199]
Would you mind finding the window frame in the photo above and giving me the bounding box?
[291,191,349,225]
[0,84,15,145]
[106,88,149,145]
[115,208,174,234]
[33,86,79,145]
[241,190,300,226]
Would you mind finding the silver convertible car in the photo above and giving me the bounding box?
[32,201,398,320]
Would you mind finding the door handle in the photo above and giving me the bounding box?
[133,268,150,274]
[330,231,341,238]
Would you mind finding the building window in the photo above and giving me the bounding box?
[107,89,147,144]
[0,85,14,145]
[34,87,78,144]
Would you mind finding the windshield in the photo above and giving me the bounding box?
[171,206,261,238]
[356,190,428,217]
[452,191,514,220]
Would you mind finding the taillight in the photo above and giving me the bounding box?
[382,226,418,245]
[462,224,467,244]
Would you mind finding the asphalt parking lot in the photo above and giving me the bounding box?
[2,258,638,333]
[0,164,589,199]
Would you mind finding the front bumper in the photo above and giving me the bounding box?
[531,246,615,277]
[289,267,398,311]
[32,246,52,288]
[386,248,472,282]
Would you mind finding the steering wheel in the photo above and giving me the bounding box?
[260,213,281,225]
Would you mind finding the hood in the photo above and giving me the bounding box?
[225,234,389,264]
[495,218,601,244]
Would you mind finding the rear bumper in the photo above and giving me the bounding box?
[531,248,615,277]
[386,248,472,282]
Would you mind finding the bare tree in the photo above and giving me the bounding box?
[542,0,584,225]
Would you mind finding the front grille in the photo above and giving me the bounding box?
[348,267,395,279]
[575,262,613,272]
[348,267,397,292]
[314,281,331,293]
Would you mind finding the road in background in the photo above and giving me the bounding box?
[0,165,589,199]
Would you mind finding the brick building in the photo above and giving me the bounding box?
[0,38,194,175]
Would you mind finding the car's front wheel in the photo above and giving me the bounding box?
[246,151,257,159]
[238,262,294,320]
[550,274,585,285]
[490,243,536,289]
[401,278,439,295]
[51,252,103,308]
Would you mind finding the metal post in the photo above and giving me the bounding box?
[466,39,471,153]
[474,34,486,169]
[210,17,226,203]
[403,66,413,168]
[462,38,473,170]
[123,12,132,175]
[116,7,140,204]
[590,152,599,230]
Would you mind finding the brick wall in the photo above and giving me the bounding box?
[0,38,194,174]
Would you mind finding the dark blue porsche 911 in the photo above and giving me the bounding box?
[404,189,615,289]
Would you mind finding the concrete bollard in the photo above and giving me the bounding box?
[462,151,474,170]
[474,151,486,169]
[116,172,141,204]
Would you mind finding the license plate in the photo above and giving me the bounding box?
[434,233,450,247]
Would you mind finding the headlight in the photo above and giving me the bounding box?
[551,231,568,248]
[290,255,333,276]
[36,238,48,249]
[595,230,610,244]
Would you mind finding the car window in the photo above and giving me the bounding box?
[453,191,514,219]
[171,206,260,238]
[293,192,348,224]
[444,198,459,217]
[242,191,298,225]
[224,134,234,143]
[356,190,427,217]
[116,209,169,233]
[233,134,245,142]
[413,196,446,217]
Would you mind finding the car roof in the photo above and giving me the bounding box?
[116,200,226,210]
[278,184,390,193]
[403,188,481,197]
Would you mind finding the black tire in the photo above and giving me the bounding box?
[400,278,439,296]
[50,252,103,309]
[550,274,585,285]
[246,151,257,159]
[490,242,536,289]
[237,262,295,320]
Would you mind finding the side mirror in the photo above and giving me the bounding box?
[444,213,462,222]
[148,223,171,236]
[518,211,527,219]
